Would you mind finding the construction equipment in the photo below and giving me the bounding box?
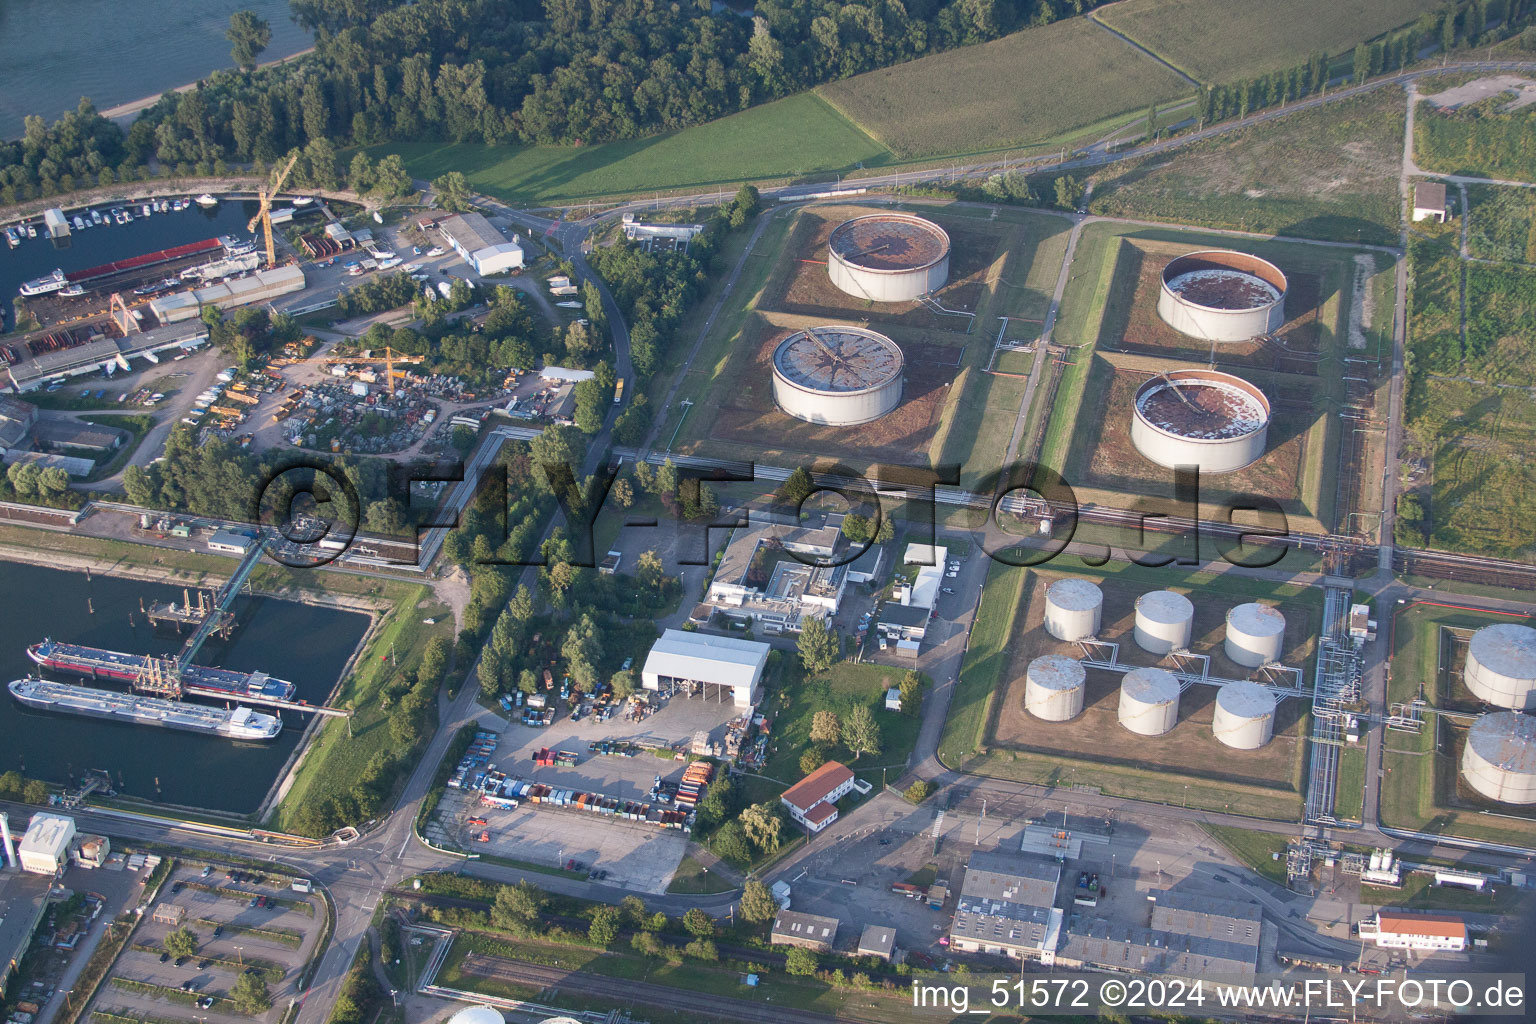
[248,152,300,268]
[316,345,420,395]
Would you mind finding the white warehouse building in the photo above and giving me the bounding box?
[641,629,769,708]
[18,813,76,875]
[438,213,524,276]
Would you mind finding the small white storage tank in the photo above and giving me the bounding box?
[1134,590,1194,654]
[1225,603,1286,668]
[1044,578,1102,642]
[1460,711,1536,805]
[1118,667,1180,736]
[1212,681,1276,749]
[1024,655,1086,722]
[1464,623,1536,711]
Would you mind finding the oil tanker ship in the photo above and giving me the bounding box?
[8,678,282,741]
[27,639,297,701]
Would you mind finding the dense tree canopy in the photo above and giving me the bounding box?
[0,0,1131,202]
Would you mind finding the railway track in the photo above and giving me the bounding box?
[1394,548,1536,590]
[458,951,890,1024]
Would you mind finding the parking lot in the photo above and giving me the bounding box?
[428,787,690,893]
[84,861,324,1024]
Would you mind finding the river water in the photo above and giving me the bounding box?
[1,199,261,323]
[0,0,311,139]
[0,561,368,814]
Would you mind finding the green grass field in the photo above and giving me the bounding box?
[271,588,455,832]
[758,660,923,792]
[1201,824,1289,885]
[1466,184,1536,263]
[664,854,733,895]
[373,93,889,205]
[1095,0,1441,84]
[817,17,1192,159]
[937,559,1027,766]
[1336,746,1366,822]
[1415,94,1536,182]
[1404,235,1536,558]
[1087,87,1406,245]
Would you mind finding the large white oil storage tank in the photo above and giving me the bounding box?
[1212,681,1276,749]
[1044,578,1102,642]
[827,213,950,302]
[1460,711,1536,804]
[1157,249,1287,342]
[1131,369,1271,475]
[446,1008,505,1024]
[1024,655,1086,722]
[1134,590,1194,654]
[1464,623,1536,711]
[1118,667,1181,736]
[1225,603,1286,669]
[771,325,904,426]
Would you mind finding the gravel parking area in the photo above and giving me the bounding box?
[83,861,324,1024]
[431,788,689,893]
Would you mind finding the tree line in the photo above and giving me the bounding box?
[0,0,1115,204]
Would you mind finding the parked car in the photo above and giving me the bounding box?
[160,952,171,963]
[213,926,224,938]
[198,996,215,1009]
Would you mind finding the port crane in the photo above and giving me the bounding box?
[126,531,350,718]
[248,152,299,269]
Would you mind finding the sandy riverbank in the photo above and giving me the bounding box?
[98,46,316,125]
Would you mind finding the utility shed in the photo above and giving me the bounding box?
[1413,182,1448,222]
[641,629,769,708]
[18,813,75,875]
[152,904,187,926]
[857,924,896,961]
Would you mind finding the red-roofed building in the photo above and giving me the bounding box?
[780,761,855,833]
[1367,911,1467,952]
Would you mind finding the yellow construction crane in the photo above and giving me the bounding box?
[315,345,418,395]
[248,152,300,268]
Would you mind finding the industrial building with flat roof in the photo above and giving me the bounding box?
[771,909,839,951]
[706,512,849,628]
[438,213,524,276]
[0,396,38,454]
[779,761,856,833]
[948,851,1063,962]
[1052,889,1263,978]
[640,629,769,708]
[0,868,51,998]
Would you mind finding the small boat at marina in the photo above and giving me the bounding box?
[59,284,86,297]
[19,269,69,297]
[195,194,218,207]
[4,226,19,248]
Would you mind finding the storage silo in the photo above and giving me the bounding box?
[1460,712,1536,804]
[1117,667,1181,736]
[1225,603,1286,668]
[1024,655,1086,722]
[1134,590,1195,654]
[1131,369,1271,475]
[1044,578,1103,642]
[771,325,904,426]
[1212,681,1276,749]
[827,213,951,302]
[1464,623,1536,711]
[1157,249,1288,342]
